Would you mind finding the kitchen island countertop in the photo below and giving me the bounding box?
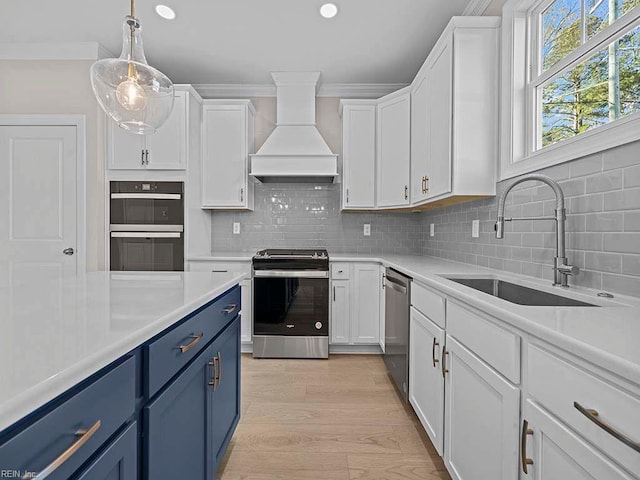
[0,271,245,432]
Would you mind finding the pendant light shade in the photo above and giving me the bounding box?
[91,10,174,135]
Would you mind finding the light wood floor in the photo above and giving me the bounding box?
[216,354,452,480]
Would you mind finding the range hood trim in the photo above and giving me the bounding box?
[249,71,338,184]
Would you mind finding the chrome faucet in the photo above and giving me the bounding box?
[495,174,579,287]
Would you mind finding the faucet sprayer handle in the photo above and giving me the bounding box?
[556,264,580,276]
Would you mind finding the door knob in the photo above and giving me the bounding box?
[63,248,75,256]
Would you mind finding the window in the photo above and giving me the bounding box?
[500,0,640,179]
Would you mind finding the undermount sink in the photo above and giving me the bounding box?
[445,278,598,307]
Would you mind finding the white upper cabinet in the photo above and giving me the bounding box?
[201,100,255,210]
[376,87,411,209]
[339,101,376,210]
[107,89,187,170]
[411,17,500,207]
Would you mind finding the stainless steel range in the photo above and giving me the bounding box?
[252,249,329,359]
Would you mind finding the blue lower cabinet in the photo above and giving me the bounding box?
[144,343,215,480]
[211,317,241,470]
[73,422,137,480]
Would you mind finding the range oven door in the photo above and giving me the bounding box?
[253,271,329,336]
[110,232,184,271]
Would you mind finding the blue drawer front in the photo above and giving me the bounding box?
[73,421,137,480]
[0,357,136,480]
[145,286,240,398]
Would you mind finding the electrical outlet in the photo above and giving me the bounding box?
[233,222,240,235]
[472,219,480,238]
[430,223,435,237]
[363,224,371,236]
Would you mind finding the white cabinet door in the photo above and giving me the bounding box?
[410,64,429,204]
[107,121,145,170]
[376,89,410,208]
[202,103,253,210]
[409,307,445,456]
[426,38,453,200]
[145,91,186,170]
[107,91,186,170]
[522,400,634,480]
[444,336,520,480]
[341,103,376,209]
[330,280,350,345]
[352,263,380,344]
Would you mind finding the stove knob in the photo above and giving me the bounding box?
[315,322,323,330]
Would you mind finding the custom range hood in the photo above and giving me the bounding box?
[250,72,338,183]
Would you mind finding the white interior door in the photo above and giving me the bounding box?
[0,125,78,283]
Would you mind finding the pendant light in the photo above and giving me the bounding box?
[90,0,174,135]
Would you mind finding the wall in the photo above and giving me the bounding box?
[0,60,105,271]
[421,140,640,297]
[210,96,424,255]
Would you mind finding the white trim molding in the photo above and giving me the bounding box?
[0,114,87,274]
[463,0,494,15]
[0,42,114,60]
[194,83,408,99]
[500,0,640,180]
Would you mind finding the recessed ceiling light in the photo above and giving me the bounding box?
[320,3,338,18]
[155,5,176,20]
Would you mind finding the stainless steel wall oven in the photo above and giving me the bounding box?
[109,181,184,271]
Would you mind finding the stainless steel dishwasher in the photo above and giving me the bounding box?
[383,268,411,401]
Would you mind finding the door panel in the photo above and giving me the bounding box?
[409,307,445,455]
[211,318,241,467]
[352,264,380,344]
[444,336,520,480]
[342,105,376,208]
[426,39,453,199]
[411,68,429,204]
[74,422,138,480]
[330,280,350,344]
[107,121,144,170]
[523,400,634,480]
[146,91,186,170]
[0,125,77,280]
[144,344,214,480]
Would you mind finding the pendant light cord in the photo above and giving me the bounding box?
[127,0,136,78]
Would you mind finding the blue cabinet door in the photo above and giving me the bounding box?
[73,422,137,480]
[211,316,241,469]
[144,344,214,480]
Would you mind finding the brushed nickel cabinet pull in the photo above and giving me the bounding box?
[346,188,349,203]
[333,286,336,301]
[240,188,244,202]
[425,176,429,193]
[178,333,203,353]
[432,338,440,368]
[208,358,217,388]
[145,149,150,165]
[521,419,534,474]
[141,149,145,166]
[441,346,449,378]
[27,420,101,480]
[574,402,640,453]
[222,304,238,315]
[217,351,222,385]
[404,185,408,200]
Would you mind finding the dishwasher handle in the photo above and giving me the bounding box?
[384,276,408,295]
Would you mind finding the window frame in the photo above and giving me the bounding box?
[500,0,640,180]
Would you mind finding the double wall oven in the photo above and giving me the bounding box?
[252,249,329,359]
[109,181,184,271]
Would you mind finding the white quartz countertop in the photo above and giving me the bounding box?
[0,271,245,432]
[192,252,640,384]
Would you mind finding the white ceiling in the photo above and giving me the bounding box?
[0,0,475,85]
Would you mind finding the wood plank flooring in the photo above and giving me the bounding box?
[216,354,451,480]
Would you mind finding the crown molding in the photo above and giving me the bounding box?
[462,0,494,15]
[194,83,408,99]
[0,42,114,60]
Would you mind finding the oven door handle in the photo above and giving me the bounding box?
[111,232,182,238]
[110,224,184,232]
[110,193,182,200]
[253,270,329,278]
